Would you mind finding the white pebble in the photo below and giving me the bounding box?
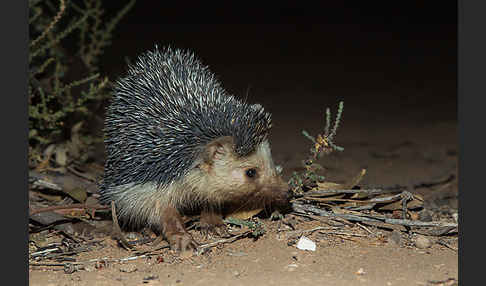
[415,235,432,249]
[296,236,316,251]
[452,213,458,223]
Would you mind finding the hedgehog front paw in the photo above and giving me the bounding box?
[199,211,231,238]
[166,232,198,252]
[199,222,231,238]
[160,206,198,252]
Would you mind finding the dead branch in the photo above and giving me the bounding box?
[319,231,368,237]
[292,202,457,228]
[281,226,340,239]
[29,203,109,216]
[302,188,392,197]
[196,230,252,255]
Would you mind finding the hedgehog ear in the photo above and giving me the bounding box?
[202,136,235,165]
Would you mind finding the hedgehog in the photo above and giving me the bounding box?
[99,46,289,251]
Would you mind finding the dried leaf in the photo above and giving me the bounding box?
[30,211,69,225]
[55,145,68,166]
[228,209,263,219]
[61,187,87,203]
[316,181,345,190]
[377,194,424,211]
[344,169,366,189]
[413,226,457,236]
[35,144,56,171]
[43,144,57,158]
[66,121,85,159]
[54,208,90,218]
[36,192,63,202]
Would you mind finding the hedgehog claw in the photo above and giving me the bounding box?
[200,223,231,239]
[199,211,230,239]
[167,232,198,252]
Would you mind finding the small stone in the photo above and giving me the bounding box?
[124,232,141,240]
[120,264,138,273]
[296,236,316,251]
[71,275,82,282]
[84,265,95,272]
[409,211,419,221]
[415,235,432,249]
[227,251,247,257]
[389,230,401,246]
[356,268,366,275]
[452,213,458,223]
[143,275,159,282]
[232,270,241,277]
[285,263,299,272]
[419,210,433,222]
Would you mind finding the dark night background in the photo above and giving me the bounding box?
[97,2,457,186]
[15,1,473,284]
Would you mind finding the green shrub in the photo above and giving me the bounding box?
[28,0,136,162]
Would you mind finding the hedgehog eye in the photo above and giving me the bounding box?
[245,168,257,178]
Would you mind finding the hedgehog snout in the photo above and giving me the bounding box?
[261,175,290,208]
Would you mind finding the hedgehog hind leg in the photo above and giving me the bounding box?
[160,205,198,252]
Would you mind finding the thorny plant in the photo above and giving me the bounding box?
[288,101,345,194]
[28,0,136,165]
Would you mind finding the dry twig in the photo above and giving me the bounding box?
[196,230,252,255]
[292,202,457,229]
[29,203,109,216]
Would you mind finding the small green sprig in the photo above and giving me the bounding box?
[302,101,345,160]
[225,217,266,237]
[289,101,345,193]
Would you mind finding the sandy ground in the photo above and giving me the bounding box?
[29,84,458,285]
[29,230,457,286]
